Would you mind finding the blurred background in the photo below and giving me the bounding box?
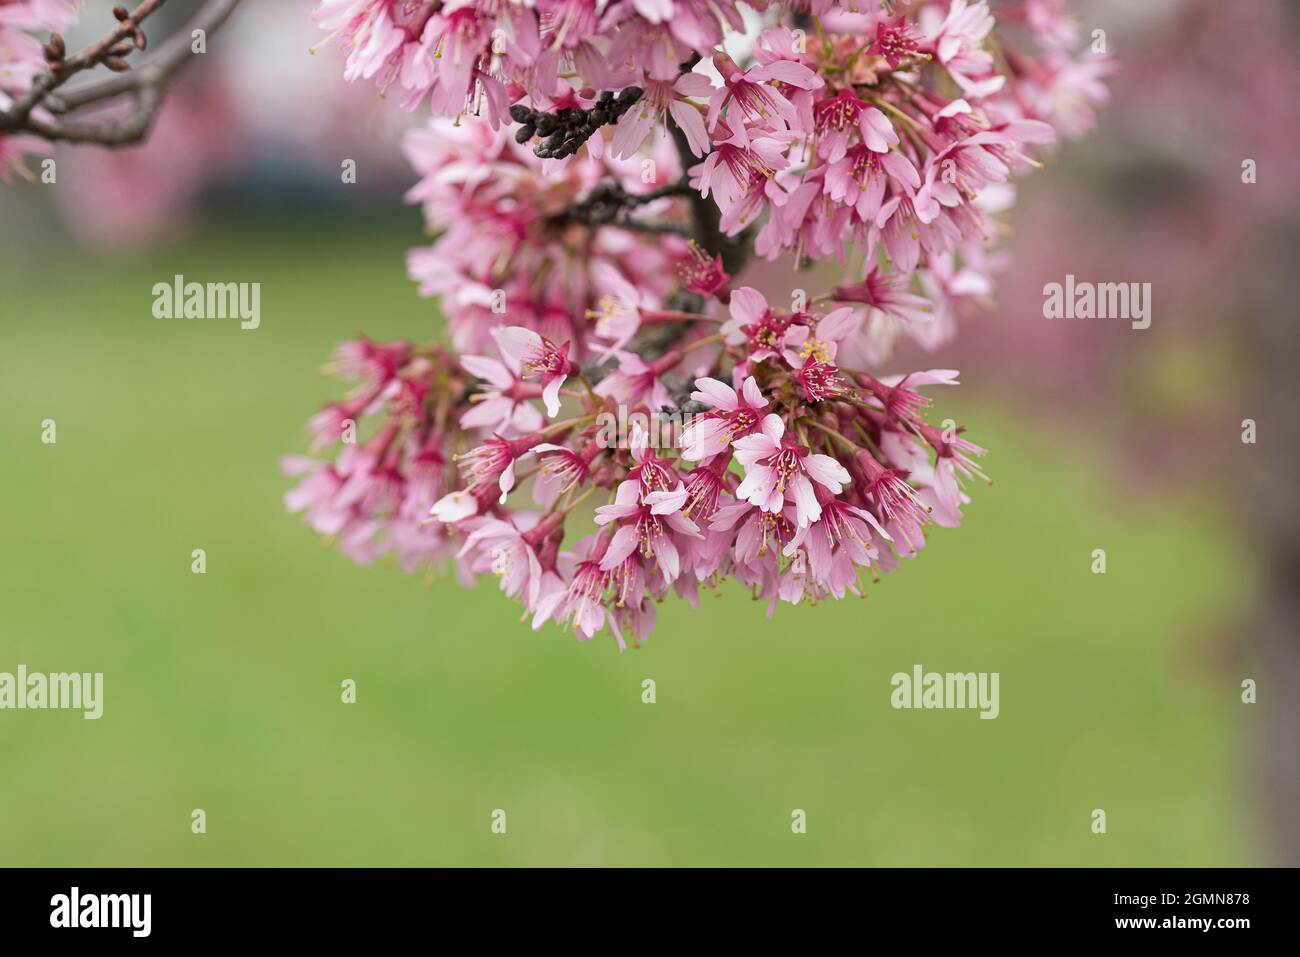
[1,0,1295,865]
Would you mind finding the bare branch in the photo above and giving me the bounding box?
[20,86,161,145]
[0,0,244,147]
[58,0,243,112]
[2,0,169,127]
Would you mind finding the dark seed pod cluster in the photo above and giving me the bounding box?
[509,87,644,160]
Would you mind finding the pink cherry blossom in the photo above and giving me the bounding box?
[680,375,768,461]
[814,90,898,162]
[733,414,851,527]
[459,352,546,435]
[594,349,678,410]
[706,51,821,133]
[595,480,701,584]
[457,434,541,504]
[492,326,574,418]
[611,71,714,159]
[458,516,544,603]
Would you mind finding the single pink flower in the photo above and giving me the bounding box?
[459,352,545,434]
[594,480,700,583]
[779,306,860,368]
[720,286,790,363]
[681,458,731,522]
[854,450,931,532]
[711,499,798,567]
[594,349,679,410]
[680,374,768,461]
[813,90,898,162]
[784,499,891,583]
[732,414,851,527]
[863,369,961,428]
[491,325,574,418]
[627,424,679,493]
[456,434,541,504]
[706,52,819,133]
[611,71,714,159]
[833,269,933,327]
[691,120,793,234]
[458,516,544,603]
[532,441,596,503]
[678,241,730,298]
[823,146,920,223]
[561,555,611,640]
[870,15,924,69]
[791,359,843,402]
[588,261,659,358]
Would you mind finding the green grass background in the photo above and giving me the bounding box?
[0,219,1257,865]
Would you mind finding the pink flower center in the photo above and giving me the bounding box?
[849,145,884,185]
[762,446,804,493]
[815,90,865,133]
[873,20,920,68]
[743,310,792,352]
[796,360,841,400]
[523,341,566,377]
[720,143,776,189]
[729,80,782,124]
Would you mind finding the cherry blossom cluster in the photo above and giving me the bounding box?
[286,297,986,648]
[402,115,692,358]
[289,0,1105,647]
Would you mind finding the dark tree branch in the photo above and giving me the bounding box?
[55,0,242,113]
[0,0,243,147]
[613,219,695,237]
[20,85,162,144]
[666,116,753,278]
[2,0,168,127]
[561,178,694,236]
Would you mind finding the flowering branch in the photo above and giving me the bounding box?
[0,0,1113,649]
[272,0,1112,649]
[560,178,694,238]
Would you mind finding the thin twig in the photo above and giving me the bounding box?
[0,0,244,146]
[2,0,169,127]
